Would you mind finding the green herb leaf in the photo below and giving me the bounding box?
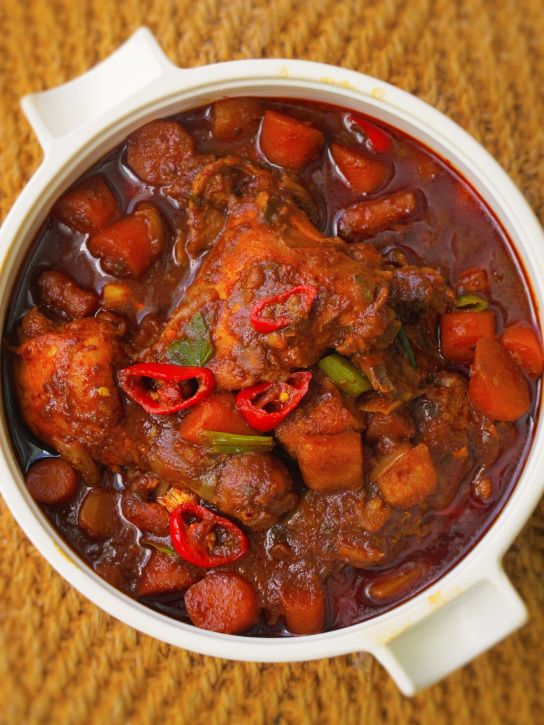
[204,431,275,455]
[397,328,417,369]
[166,312,214,367]
[318,353,372,397]
[140,539,176,557]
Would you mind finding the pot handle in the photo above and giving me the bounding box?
[371,565,527,695]
[21,27,175,152]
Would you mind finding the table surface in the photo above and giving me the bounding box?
[1,0,543,722]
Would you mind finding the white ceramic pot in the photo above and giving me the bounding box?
[1,28,543,696]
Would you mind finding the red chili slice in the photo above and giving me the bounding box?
[169,501,249,567]
[250,285,317,333]
[118,362,216,415]
[235,371,312,432]
[349,114,391,154]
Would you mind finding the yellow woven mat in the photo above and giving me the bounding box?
[1,1,543,722]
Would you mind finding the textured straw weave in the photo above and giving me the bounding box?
[1,1,543,723]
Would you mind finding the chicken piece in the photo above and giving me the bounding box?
[215,453,297,529]
[15,315,123,480]
[156,197,394,390]
[17,308,56,343]
[147,422,296,529]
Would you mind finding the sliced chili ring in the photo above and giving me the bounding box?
[169,501,249,567]
[235,371,312,432]
[250,285,317,334]
[118,362,216,415]
[348,113,391,154]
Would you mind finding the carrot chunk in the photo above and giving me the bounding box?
[179,392,255,444]
[260,110,324,170]
[184,572,260,634]
[280,583,326,634]
[500,322,544,378]
[53,175,118,234]
[337,189,419,241]
[296,431,363,492]
[137,551,197,596]
[374,443,437,508]
[331,143,390,194]
[212,98,263,141]
[440,310,495,364]
[469,337,530,421]
[26,458,79,505]
[126,120,194,185]
[37,269,98,320]
[88,203,165,278]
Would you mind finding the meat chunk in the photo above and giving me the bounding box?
[15,317,123,478]
[37,269,99,320]
[365,407,415,442]
[147,422,296,529]
[215,453,297,529]
[284,488,392,567]
[390,265,455,316]
[372,443,437,508]
[277,375,364,491]
[17,308,56,343]
[155,196,395,389]
[212,98,263,141]
[295,432,363,492]
[411,371,500,507]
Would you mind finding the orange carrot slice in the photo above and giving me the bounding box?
[260,110,324,170]
[500,322,544,378]
[331,143,390,194]
[440,311,495,364]
[469,337,530,421]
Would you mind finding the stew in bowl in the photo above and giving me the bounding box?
[4,96,541,636]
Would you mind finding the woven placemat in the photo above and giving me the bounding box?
[1,1,543,722]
